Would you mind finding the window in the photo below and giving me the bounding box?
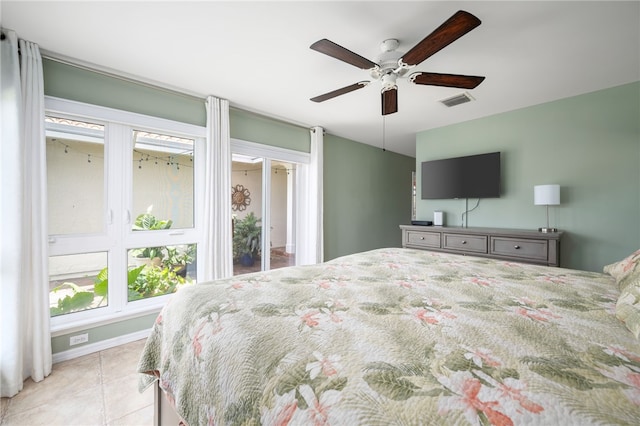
[132,130,195,229]
[46,98,205,330]
[49,252,109,316]
[46,117,105,235]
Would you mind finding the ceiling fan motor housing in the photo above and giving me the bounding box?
[381,73,398,90]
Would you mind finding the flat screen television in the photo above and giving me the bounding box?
[421,152,501,199]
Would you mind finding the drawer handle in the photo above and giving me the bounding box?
[420,236,425,240]
[461,240,467,244]
[514,245,521,249]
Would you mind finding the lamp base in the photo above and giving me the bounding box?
[538,227,558,233]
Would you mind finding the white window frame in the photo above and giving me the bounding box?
[46,97,206,333]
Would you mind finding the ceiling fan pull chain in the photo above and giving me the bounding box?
[382,115,386,152]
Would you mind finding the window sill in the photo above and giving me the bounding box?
[50,300,165,337]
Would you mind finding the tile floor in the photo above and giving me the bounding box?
[0,339,153,426]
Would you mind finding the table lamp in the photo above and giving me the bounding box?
[534,184,560,233]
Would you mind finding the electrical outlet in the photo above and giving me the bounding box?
[69,333,89,346]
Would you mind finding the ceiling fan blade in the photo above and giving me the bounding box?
[400,10,481,67]
[310,81,370,103]
[382,87,398,115]
[310,39,378,70]
[409,72,485,89]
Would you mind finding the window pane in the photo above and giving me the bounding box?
[49,252,108,317]
[232,157,263,275]
[127,244,196,302]
[270,161,296,270]
[132,130,194,230]
[46,117,105,235]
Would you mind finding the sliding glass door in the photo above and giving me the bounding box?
[231,140,306,276]
[269,160,296,271]
[231,154,264,275]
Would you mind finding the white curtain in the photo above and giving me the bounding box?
[0,30,51,398]
[296,126,324,265]
[202,96,232,281]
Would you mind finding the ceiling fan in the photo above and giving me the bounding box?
[309,10,485,115]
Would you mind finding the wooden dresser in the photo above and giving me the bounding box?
[400,225,562,266]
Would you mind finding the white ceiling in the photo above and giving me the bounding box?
[2,1,639,157]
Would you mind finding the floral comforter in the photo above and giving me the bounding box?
[138,248,640,425]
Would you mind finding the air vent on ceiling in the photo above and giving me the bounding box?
[440,92,475,107]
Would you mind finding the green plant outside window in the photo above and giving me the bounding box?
[50,212,196,316]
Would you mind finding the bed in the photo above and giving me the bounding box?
[138,247,640,425]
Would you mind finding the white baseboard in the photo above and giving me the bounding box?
[52,328,152,364]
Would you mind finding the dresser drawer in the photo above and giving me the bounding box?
[490,237,548,262]
[443,233,487,253]
[406,231,441,248]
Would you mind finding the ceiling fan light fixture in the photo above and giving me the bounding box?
[381,73,398,90]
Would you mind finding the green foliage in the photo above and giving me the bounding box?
[50,258,192,315]
[50,265,148,316]
[165,245,195,267]
[128,264,186,301]
[233,212,262,259]
[132,212,173,231]
[131,207,196,267]
[129,264,146,285]
[128,210,195,299]
[131,211,173,259]
[50,282,95,316]
[94,267,109,297]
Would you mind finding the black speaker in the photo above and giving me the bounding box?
[411,220,433,226]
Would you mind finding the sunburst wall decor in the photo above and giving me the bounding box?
[231,184,251,211]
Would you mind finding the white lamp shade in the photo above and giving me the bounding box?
[534,184,560,205]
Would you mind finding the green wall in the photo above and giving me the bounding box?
[51,314,157,354]
[230,108,310,153]
[44,59,311,154]
[43,59,205,126]
[416,81,640,272]
[324,134,416,260]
